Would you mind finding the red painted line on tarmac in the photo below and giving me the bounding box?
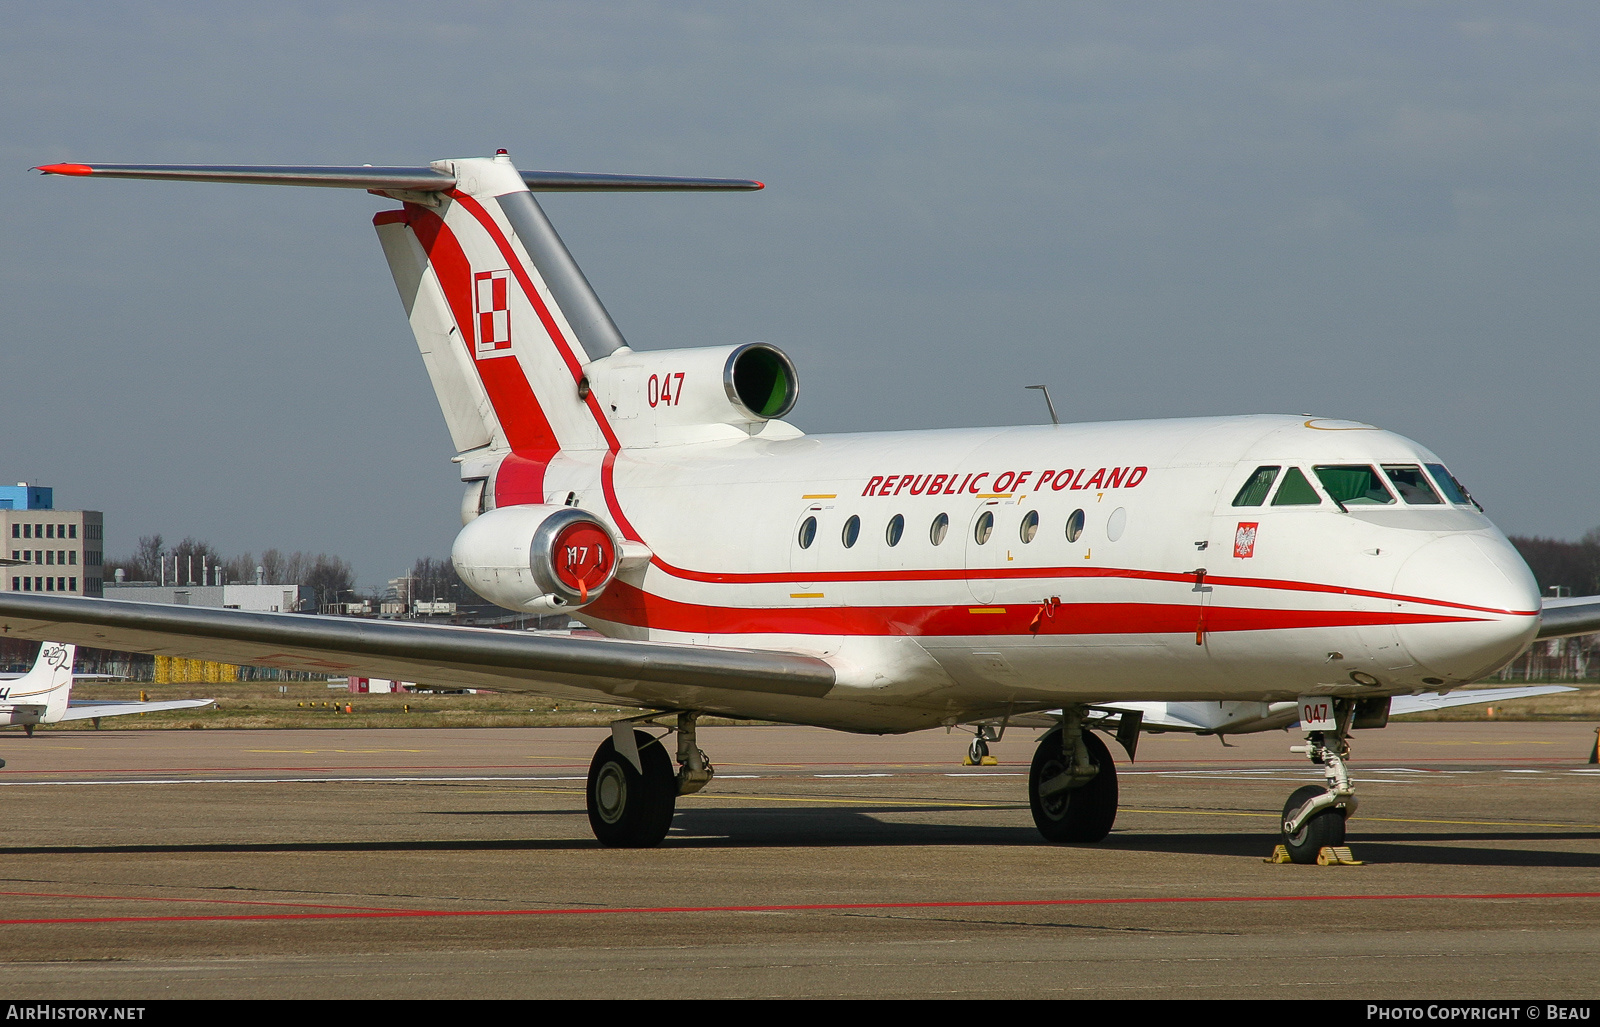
[4,891,1597,927]
[0,890,398,912]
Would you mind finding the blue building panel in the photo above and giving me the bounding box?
[0,485,52,510]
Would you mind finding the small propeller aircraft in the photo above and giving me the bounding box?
[5,153,1596,859]
[0,641,214,735]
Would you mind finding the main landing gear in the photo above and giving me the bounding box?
[586,711,714,848]
[1279,698,1358,864]
[1028,706,1118,843]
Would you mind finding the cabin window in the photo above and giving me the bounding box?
[1019,510,1039,543]
[1065,508,1085,542]
[1425,463,1474,506]
[1232,466,1280,507]
[1270,467,1321,506]
[1313,465,1394,506]
[973,511,994,545]
[797,516,817,549]
[930,513,949,546]
[1382,465,1443,505]
[885,514,904,547]
[841,515,861,548]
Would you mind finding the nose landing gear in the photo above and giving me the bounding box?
[1279,698,1358,864]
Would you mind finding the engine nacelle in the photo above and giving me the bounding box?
[451,504,619,612]
[583,342,800,445]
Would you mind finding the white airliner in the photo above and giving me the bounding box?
[6,153,1597,860]
[0,642,214,735]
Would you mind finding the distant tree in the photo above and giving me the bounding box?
[304,554,356,609]
[1509,528,1600,597]
[410,556,469,605]
[106,534,167,583]
[168,537,224,586]
[131,534,165,580]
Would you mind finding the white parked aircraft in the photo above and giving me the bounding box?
[0,642,214,735]
[7,153,1598,860]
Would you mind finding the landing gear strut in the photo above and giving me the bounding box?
[1279,698,1357,864]
[585,711,715,848]
[1028,705,1118,842]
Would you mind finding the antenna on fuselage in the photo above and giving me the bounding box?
[1026,384,1059,426]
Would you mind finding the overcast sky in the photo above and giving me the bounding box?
[4,3,1597,586]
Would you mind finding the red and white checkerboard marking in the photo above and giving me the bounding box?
[474,269,511,356]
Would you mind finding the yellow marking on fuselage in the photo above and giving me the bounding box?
[801,494,837,499]
[968,607,1007,614]
[790,592,825,599]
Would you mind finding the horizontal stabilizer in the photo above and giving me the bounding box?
[34,163,763,192]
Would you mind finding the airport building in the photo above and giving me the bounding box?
[0,484,105,597]
[102,582,313,613]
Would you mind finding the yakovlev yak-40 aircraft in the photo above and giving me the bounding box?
[8,153,1599,859]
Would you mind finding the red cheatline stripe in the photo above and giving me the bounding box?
[634,561,1535,618]
[4,891,1596,927]
[582,582,1481,637]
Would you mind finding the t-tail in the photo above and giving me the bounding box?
[34,154,790,514]
[37,153,801,613]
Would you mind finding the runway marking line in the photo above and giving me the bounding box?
[3,891,1597,928]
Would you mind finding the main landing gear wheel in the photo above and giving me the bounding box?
[1280,784,1346,864]
[587,730,677,848]
[1029,728,1118,843]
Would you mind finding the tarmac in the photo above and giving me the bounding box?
[0,720,1595,999]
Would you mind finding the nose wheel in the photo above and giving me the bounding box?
[1279,700,1359,864]
[1280,784,1346,862]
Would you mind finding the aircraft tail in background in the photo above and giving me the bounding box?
[0,641,214,734]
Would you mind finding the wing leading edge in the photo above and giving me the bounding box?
[1537,595,1600,640]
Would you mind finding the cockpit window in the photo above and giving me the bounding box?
[1382,465,1443,505]
[1314,465,1395,506]
[1270,466,1321,506]
[1232,466,1280,507]
[1424,463,1474,507]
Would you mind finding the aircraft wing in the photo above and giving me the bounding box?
[1537,595,1600,639]
[1076,685,1579,737]
[57,698,216,722]
[0,594,836,712]
[1388,685,1577,715]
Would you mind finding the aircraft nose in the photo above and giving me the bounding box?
[1392,534,1541,681]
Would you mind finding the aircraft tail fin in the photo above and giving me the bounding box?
[0,642,75,723]
[36,156,763,503]
[368,155,636,472]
